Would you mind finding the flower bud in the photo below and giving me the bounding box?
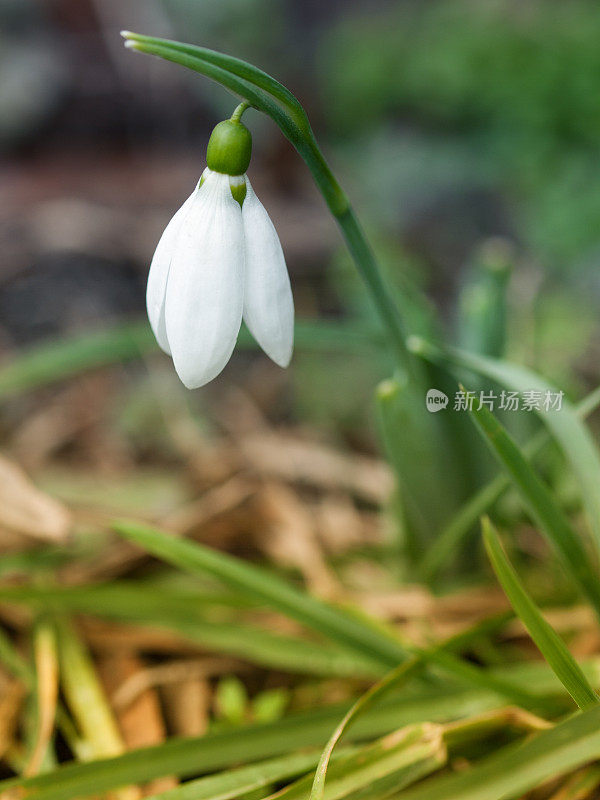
[206,119,252,176]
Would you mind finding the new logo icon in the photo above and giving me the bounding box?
[426,389,448,412]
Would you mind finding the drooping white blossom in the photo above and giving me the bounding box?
[147,167,294,389]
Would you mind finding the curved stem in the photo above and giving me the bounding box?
[230,101,251,122]
[336,206,412,371]
[300,138,414,374]
[122,33,416,374]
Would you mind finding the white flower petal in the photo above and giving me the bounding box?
[146,187,197,354]
[241,177,294,367]
[165,170,245,389]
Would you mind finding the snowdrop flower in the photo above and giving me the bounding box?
[147,107,294,388]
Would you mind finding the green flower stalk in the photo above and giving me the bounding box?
[121,31,412,377]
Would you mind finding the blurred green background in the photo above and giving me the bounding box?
[1,0,600,436]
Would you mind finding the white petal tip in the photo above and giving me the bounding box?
[271,348,293,369]
[123,40,138,50]
[173,366,217,391]
[154,336,171,357]
[177,376,203,391]
[171,341,239,389]
[120,30,132,37]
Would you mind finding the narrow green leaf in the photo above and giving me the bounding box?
[112,522,544,707]
[112,520,407,670]
[482,518,598,710]
[145,750,331,800]
[0,319,379,401]
[25,619,59,777]
[0,691,496,800]
[409,337,600,555]
[309,613,514,800]
[0,657,591,800]
[310,659,422,800]
[56,619,126,760]
[281,725,445,800]
[376,376,455,560]
[457,239,513,360]
[123,37,292,137]
[0,322,152,399]
[0,584,382,679]
[419,385,600,581]
[421,648,540,709]
[464,395,600,616]
[419,476,509,581]
[395,704,600,800]
[121,33,309,131]
[0,548,72,576]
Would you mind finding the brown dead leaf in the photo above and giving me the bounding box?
[0,455,71,548]
[10,377,128,474]
[112,658,243,711]
[161,679,211,738]
[314,494,369,553]
[0,670,26,760]
[238,432,393,504]
[99,654,177,796]
[258,483,342,599]
[161,477,257,536]
[79,619,202,656]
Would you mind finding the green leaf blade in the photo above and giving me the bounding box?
[396,704,600,800]
[464,394,600,616]
[483,518,598,710]
[124,38,291,134]
[121,32,310,131]
[419,384,600,581]
[284,725,445,800]
[112,521,407,671]
[410,338,600,555]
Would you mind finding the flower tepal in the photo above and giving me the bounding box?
[147,109,294,389]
